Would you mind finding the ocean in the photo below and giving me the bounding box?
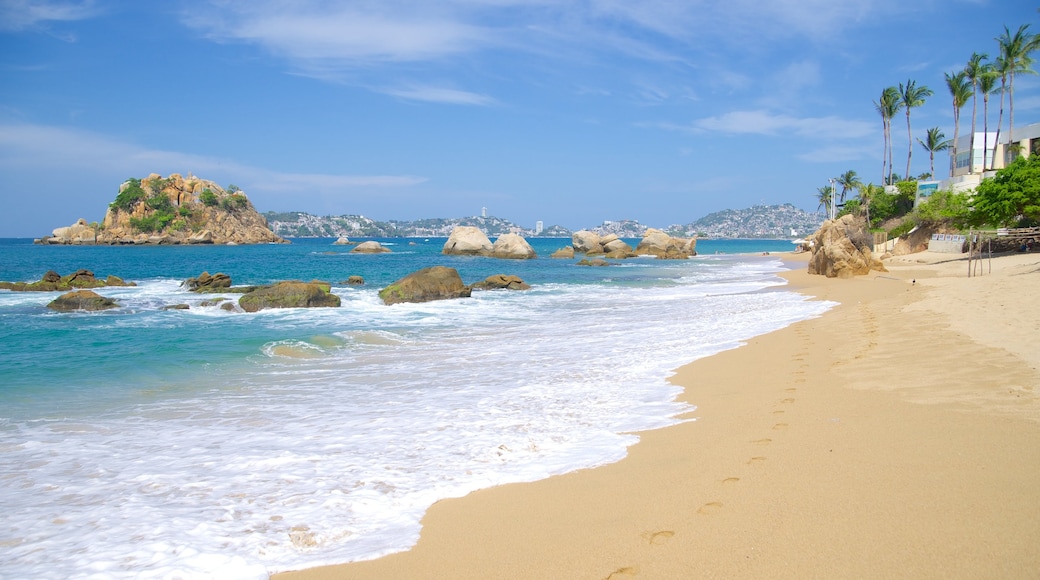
[0,237,833,579]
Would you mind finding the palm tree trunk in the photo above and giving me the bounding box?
[905,109,913,181]
[1008,71,1016,157]
[993,80,1006,170]
[983,94,990,171]
[951,108,960,176]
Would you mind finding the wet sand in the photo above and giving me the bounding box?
[276,251,1040,579]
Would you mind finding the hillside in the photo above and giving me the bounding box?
[264,204,822,239]
[671,204,824,238]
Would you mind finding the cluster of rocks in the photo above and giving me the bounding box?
[560,228,697,260]
[379,267,531,305]
[442,227,537,259]
[37,173,287,245]
[0,269,135,292]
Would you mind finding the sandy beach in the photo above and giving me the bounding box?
[276,250,1040,579]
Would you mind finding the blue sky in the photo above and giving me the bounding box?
[1,0,1038,237]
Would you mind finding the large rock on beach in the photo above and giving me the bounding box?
[490,234,537,259]
[238,281,341,312]
[471,274,531,290]
[551,247,575,259]
[442,226,493,256]
[379,266,472,305]
[351,241,391,254]
[47,290,119,312]
[807,214,887,278]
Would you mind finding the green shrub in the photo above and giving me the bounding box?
[970,155,1040,227]
[200,189,219,207]
[221,194,248,211]
[145,193,173,212]
[129,212,176,233]
[178,205,193,217]
[913,189,971,228]
[887,220,915,239]
[110,178,147,212]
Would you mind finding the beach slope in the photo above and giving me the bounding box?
[277,251,1040,579]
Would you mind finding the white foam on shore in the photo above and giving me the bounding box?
[0,258,833,578]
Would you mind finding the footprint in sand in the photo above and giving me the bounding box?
[750,438,772,445]
[785,387,798,392]
[722,477,740,484]
[606,566,639,579]
[643,530,675,545]
[781,398,795,404]
[697,502,723,515]
[747,456,766,465]
[772,423,788,430]
[772,410,785,415]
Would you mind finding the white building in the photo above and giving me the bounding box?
[535,221,543,235]
[943,122,1040,191]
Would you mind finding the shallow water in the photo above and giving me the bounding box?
[0,237,831,578]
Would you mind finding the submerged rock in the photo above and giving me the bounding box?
[379,266,471,305]
[183,272,232,292]
[238,281,341,312]
[350,241,391,254]
[47,290,118,312]
[0,269,135,292]
[471,274,531,290]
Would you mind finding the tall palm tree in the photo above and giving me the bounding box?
[836,169,862,204]
[945,71,971,176]
[916,127,950,179]
[899,78,933,181]
[816,185,833,216]
[979,67,998,171]
[964,53,988,173]
[874,86,902,185]
[858,182,881,227]
[997,24,1037,151]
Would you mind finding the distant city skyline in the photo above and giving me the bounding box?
[1,1,1038,237]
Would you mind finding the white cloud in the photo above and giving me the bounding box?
[0,123,426,192]
[381,85,497,106]
[0,0,98,32]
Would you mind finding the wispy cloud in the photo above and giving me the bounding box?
[0,0,99,32]
[647,109,875,140]
[0,123,426,193]
[381,85,497,106]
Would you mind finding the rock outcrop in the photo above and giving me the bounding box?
[343,276,365,285]
[490,233,537,259]
[351,241,391,254]
[634,229,696,259]
[38,174,287,245]
[807,214,887,278]
[572,230,604,254]
[0,269,135,292]
[379,266,472,305]
[183,272,232,292]
[47,290,118,311]
[40,218,98,245]
[238,281,341,312]
[442,226,494,256]
[577,258,611,266]
[551,247,575,259]
[471,274,531,290]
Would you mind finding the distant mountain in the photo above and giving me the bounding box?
[668,204,824,239]
[263,204,823,239]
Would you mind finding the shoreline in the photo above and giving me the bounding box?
[276,251,1040,579]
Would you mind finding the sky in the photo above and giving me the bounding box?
[1,0,1039,237]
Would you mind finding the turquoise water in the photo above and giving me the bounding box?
[0,237,823,578]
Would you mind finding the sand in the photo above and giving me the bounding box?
[276,250,1040,579]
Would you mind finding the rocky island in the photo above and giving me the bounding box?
[37,173,286,245]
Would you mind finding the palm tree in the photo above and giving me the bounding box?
[898,78,931,180]
[979,67,998,170]
[945,71,971,176]
[816,185,833,216]
[836,169,862,204]
[916,127,950,179]
[858,182,881,227]
[996,24,1037,151]
[873,86,902,184]
[964,53,988,173]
